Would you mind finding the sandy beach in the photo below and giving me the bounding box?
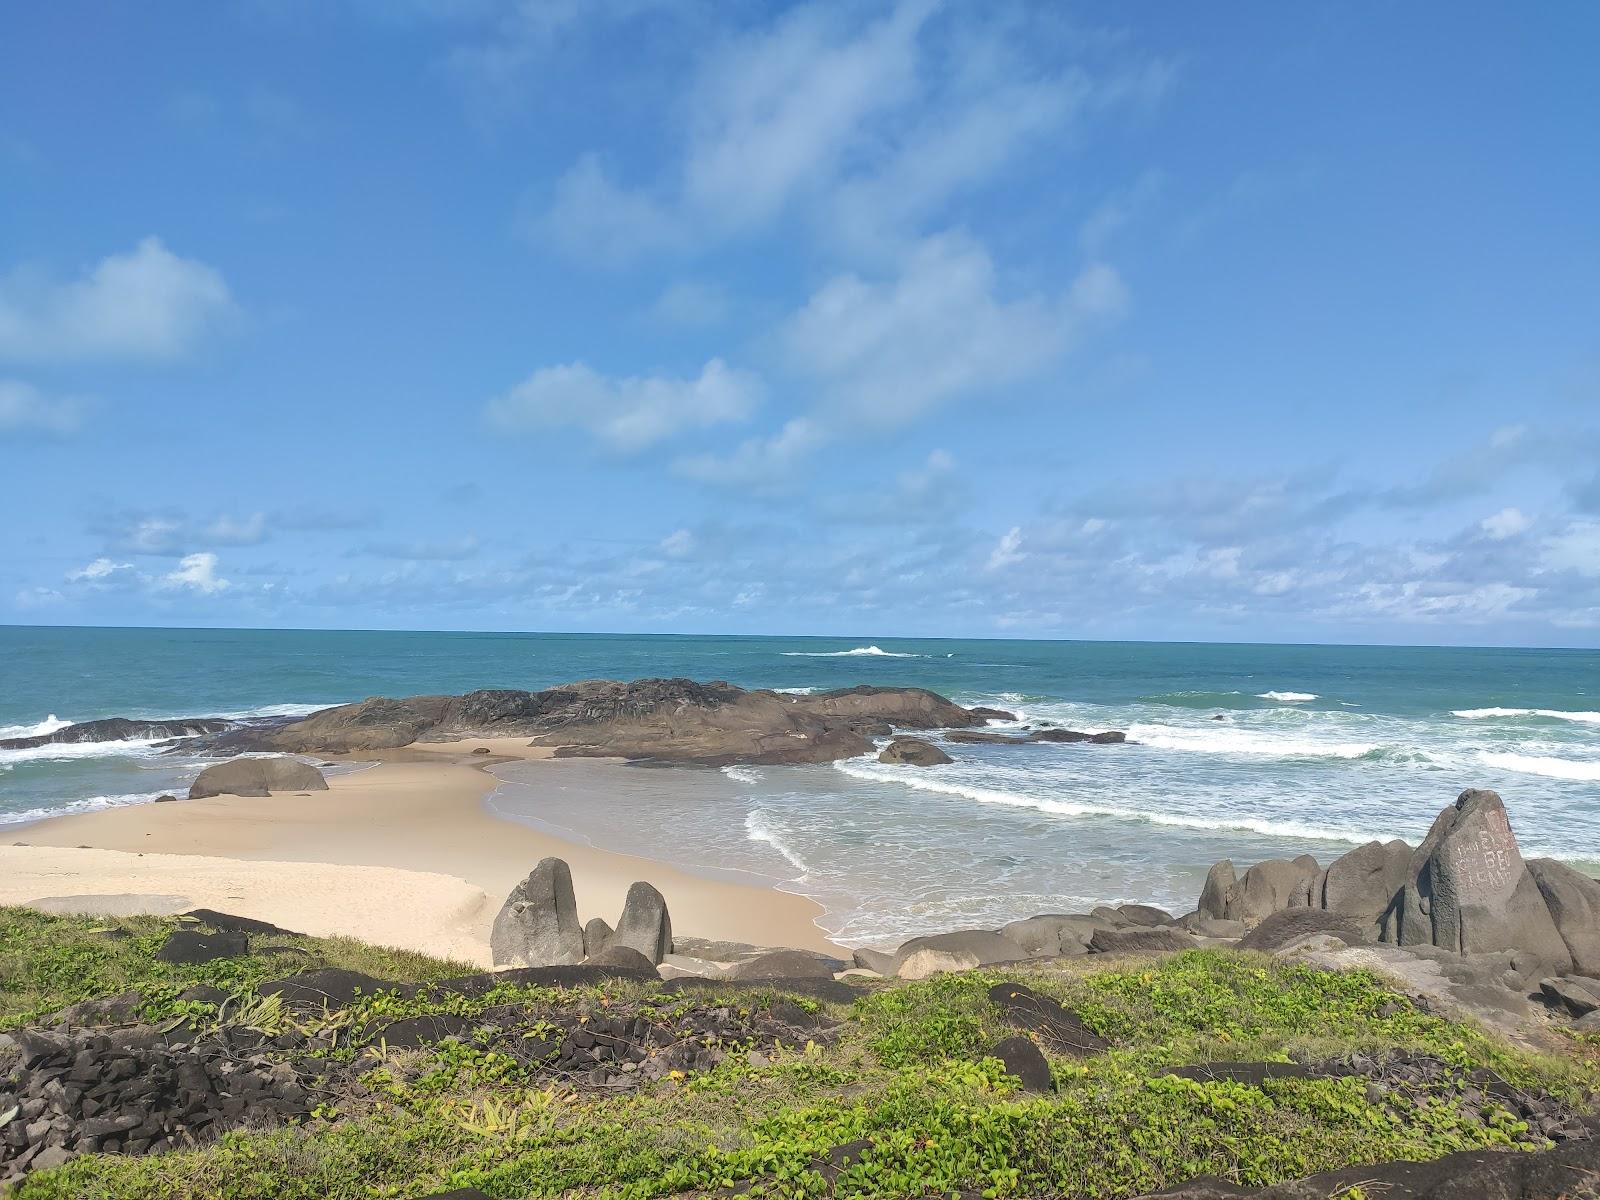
[0,739,837,964]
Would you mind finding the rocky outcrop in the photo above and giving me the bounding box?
[187,756,328,799]
[945,727,1127,746]
[1527,859,1600,976]
[893,930,1031,979]
[241,679,991,766]
[877,736,952,766]
[0,716,231,752]
[491,858,585,968]
[1319,838,1411,936]
[611,882,672,965]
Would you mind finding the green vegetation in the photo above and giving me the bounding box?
[3,906,1595,1200]
[0,906,473,1032]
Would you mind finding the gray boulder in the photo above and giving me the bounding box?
[1197,861,1237,921]
[188,756,328,799]
[893,930,1029,979]
[1393,789,1569,970]
[725,949,840,980]
[1528,859,1600,976]
[1320,839,1411,936]
[1237,908,1366,954]
[877,736,953,767]
[583,944,660,975]
[582,917,614,958]
[611,881,672,964]
[1179,914,1247,939]
[1539,975,1600,1017]
[1228,855,1320,925]
[999,914,1106,957]
[490,857,585,967]
[1117,904,1175,927]
[1087,927,1197,955]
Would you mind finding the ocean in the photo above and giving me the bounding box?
[2,626,1597,946]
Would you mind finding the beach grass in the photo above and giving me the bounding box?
[3,911,1595,1199]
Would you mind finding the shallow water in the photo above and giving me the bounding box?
[3,627,1596,945]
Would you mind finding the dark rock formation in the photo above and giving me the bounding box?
[1118,904,1176,927]
[1319,839,1412,936]
[1527,858,1600,976]
[583,917,614,958]
[490,858,585,968]
[1236,908,1367,954]
[725,949,842,981]
[611,882,672,964]
[1088,927,1197,955]
[999,913,1110,957]
[582,945,660,974]
[986,1035,1052,1092]
[945,727,1127,746]
[987,982,1109,1057]
[155,930,248,965]
[239,678,989,766]
[876,736,953,766]
[187,756,327,799]
[0,716,230,752]
[892,930,1030,979]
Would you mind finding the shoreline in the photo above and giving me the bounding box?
[0,739,839,963]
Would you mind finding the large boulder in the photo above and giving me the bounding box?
[725,949,840,980]
[188,756,328,799]
[893,930,1029,979]
[877,737,953,767]
[610,881,672,964]
[490,857,585,968]
[1392,790,1570,970]
[582,917,614,959]
[999,914,1109,958]
[1196,860,1237,921]
[1320,839,1411,936]
[1236,908,1366,954]
[1527,859,1600,976]
[1228,855,1320,925]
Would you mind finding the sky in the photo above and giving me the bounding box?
[1,2,1598,646]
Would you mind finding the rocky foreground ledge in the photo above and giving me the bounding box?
[0,679,1031,767]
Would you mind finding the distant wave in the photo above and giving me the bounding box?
[0,791,165,827]
[834,759,1369,844]
[1138,691,1247,708]
[1452,707,1600,726]
[0,714,73,740]
[1477,752,1600,782]
[780,645,922,658]
[773,687,818,695]
[721,765,761,785]
[1126,722,1378,760]
[744,810,810,877]
[1257,691,1319,703]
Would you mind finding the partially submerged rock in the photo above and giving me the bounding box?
[876,736,952,767]
[187,756,328,799]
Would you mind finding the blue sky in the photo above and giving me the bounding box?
[2,1,1597,645]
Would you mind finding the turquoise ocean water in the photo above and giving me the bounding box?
[2,626,1596,945]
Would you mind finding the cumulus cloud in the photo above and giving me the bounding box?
[1481,507,1531,540]
[161,552,229,594]
[673,417,826,489]
[985,526,1025,571]
[486,357,760,451]
[0,238,234,362]
[0,379,83,435]
[782,234,1127,427]
[66,558,134,584]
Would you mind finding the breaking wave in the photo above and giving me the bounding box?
[1452,708,1600,726]
[1125,722,1379,760]
[780,645,922,658]
[1477,752,1600,782]
[0,714,73,740]
[721,765,761,785]
[744,810,810,877]
[1257,691,1319,703]
[0,791,165,827]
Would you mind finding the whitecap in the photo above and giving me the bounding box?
[744,810,810,878]
[1477,752,1600,782]
[721,765,761,785]
[1257,691,1318,703]
[833,759,1370,844]
[779,645,922,658]
[1125,722,1376,760]
[0,737,169,768]
[1452,707,1600,726]
[0,714,74,740]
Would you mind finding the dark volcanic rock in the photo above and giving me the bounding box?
[260,969,403,1008]
[184,909,301,936]
[987,982,1109,1057]
[0,716,230,752]
[248,678,988,766]
[369,1014,474,1049]
[156,930,248,965]
[188,756,327,799]
[876,736,953,766]
[987,1035,1052,1092]
[945,730,1030,745]
[491,857,585,968]
[582,944,660,974]
[1158,1061,1315,1085]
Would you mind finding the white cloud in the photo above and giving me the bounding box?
[162,552,230,594]
[486,357,760,451]
[1481,507,1531,540]
[782,234,1127,427]
[538,154,684,264]
[647,280,729,327]
[986,526,1025,571]
[660,528,695,558]
[0,379,83,435]
[674,417,826,488]
[67,558,134,583]
[1544,521,1600,577]
[0,238,234,362]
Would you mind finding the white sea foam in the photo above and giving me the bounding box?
[0,791,164,826]
[1125,722,1377,759]
[1257,691,1318,703]
[1477,752,1600,782]
[834,759,1368,843]
[0,714,73,739]
[780,645,922,658]
[0,737,169,768]
[744,810,810,877]
[1452,707,1600,725]
[773,687,818,695]
[721,765,761,785]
